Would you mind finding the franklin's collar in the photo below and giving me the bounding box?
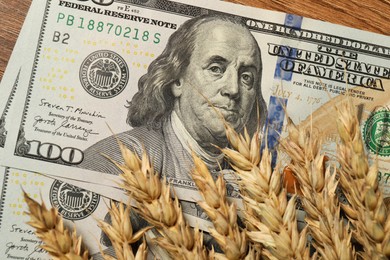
[170,111,224,169]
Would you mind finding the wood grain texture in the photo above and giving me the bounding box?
[0,0,33,81]
[1,0,389,81]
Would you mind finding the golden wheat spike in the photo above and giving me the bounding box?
[97,200,151,260]
[191,152,248,259]
[23,190,90,260]
[336,100,390,259]
[112,141,209,259]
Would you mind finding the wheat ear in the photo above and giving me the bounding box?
[221,124,310,259]
[280,118,356,259]
[336,99,390,259]
[191,152,248,259]
[97,200,151,260]
[23,190,89,260]
[112,141,208,259]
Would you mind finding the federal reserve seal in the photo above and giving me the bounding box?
[80,50,129,99]
[50,180,100,220]
[363,109,390,156]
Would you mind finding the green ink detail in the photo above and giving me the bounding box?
[363,110,390,156]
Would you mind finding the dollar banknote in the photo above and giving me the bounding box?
[0,0,40,157]
[0,165,180,259]
[1,0,390,209]
[0,166,112,259]
[0,166,244,259]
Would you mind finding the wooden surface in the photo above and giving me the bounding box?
[1,0,390,82]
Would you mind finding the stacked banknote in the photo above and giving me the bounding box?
[0,0,389,259]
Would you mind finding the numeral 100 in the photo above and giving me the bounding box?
[26,140,84,164]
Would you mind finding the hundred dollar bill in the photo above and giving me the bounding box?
[0,0,282,187]
[0,0,43,158]
[0,166,114,259]
[0,0,135,203]
[1,0,390,206]
[0,166,243,259]
[0,70,243,237]
[0,166,177,259]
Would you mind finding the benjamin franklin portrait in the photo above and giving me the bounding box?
[80,14,267,181]
[82,13,269,256]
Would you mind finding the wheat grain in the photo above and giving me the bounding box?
[97,200,151,260]
[191,152,248,259]
[112,141,209,259]
[280,118,356,260]
[336,99,390,259]
[221,123,310,259]
[23,190,89,260]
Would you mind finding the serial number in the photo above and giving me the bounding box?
[57,13,161,44]
[378,171,390,184]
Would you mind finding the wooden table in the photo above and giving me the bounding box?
[1,0,390,81]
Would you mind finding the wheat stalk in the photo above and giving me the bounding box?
[280,118,356,260]
[23,190,90,260]
[191,152,248,259]
[97,200,151,260]
[221,124,311,259]
[112,141,209,259]
[336,99,390,259]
